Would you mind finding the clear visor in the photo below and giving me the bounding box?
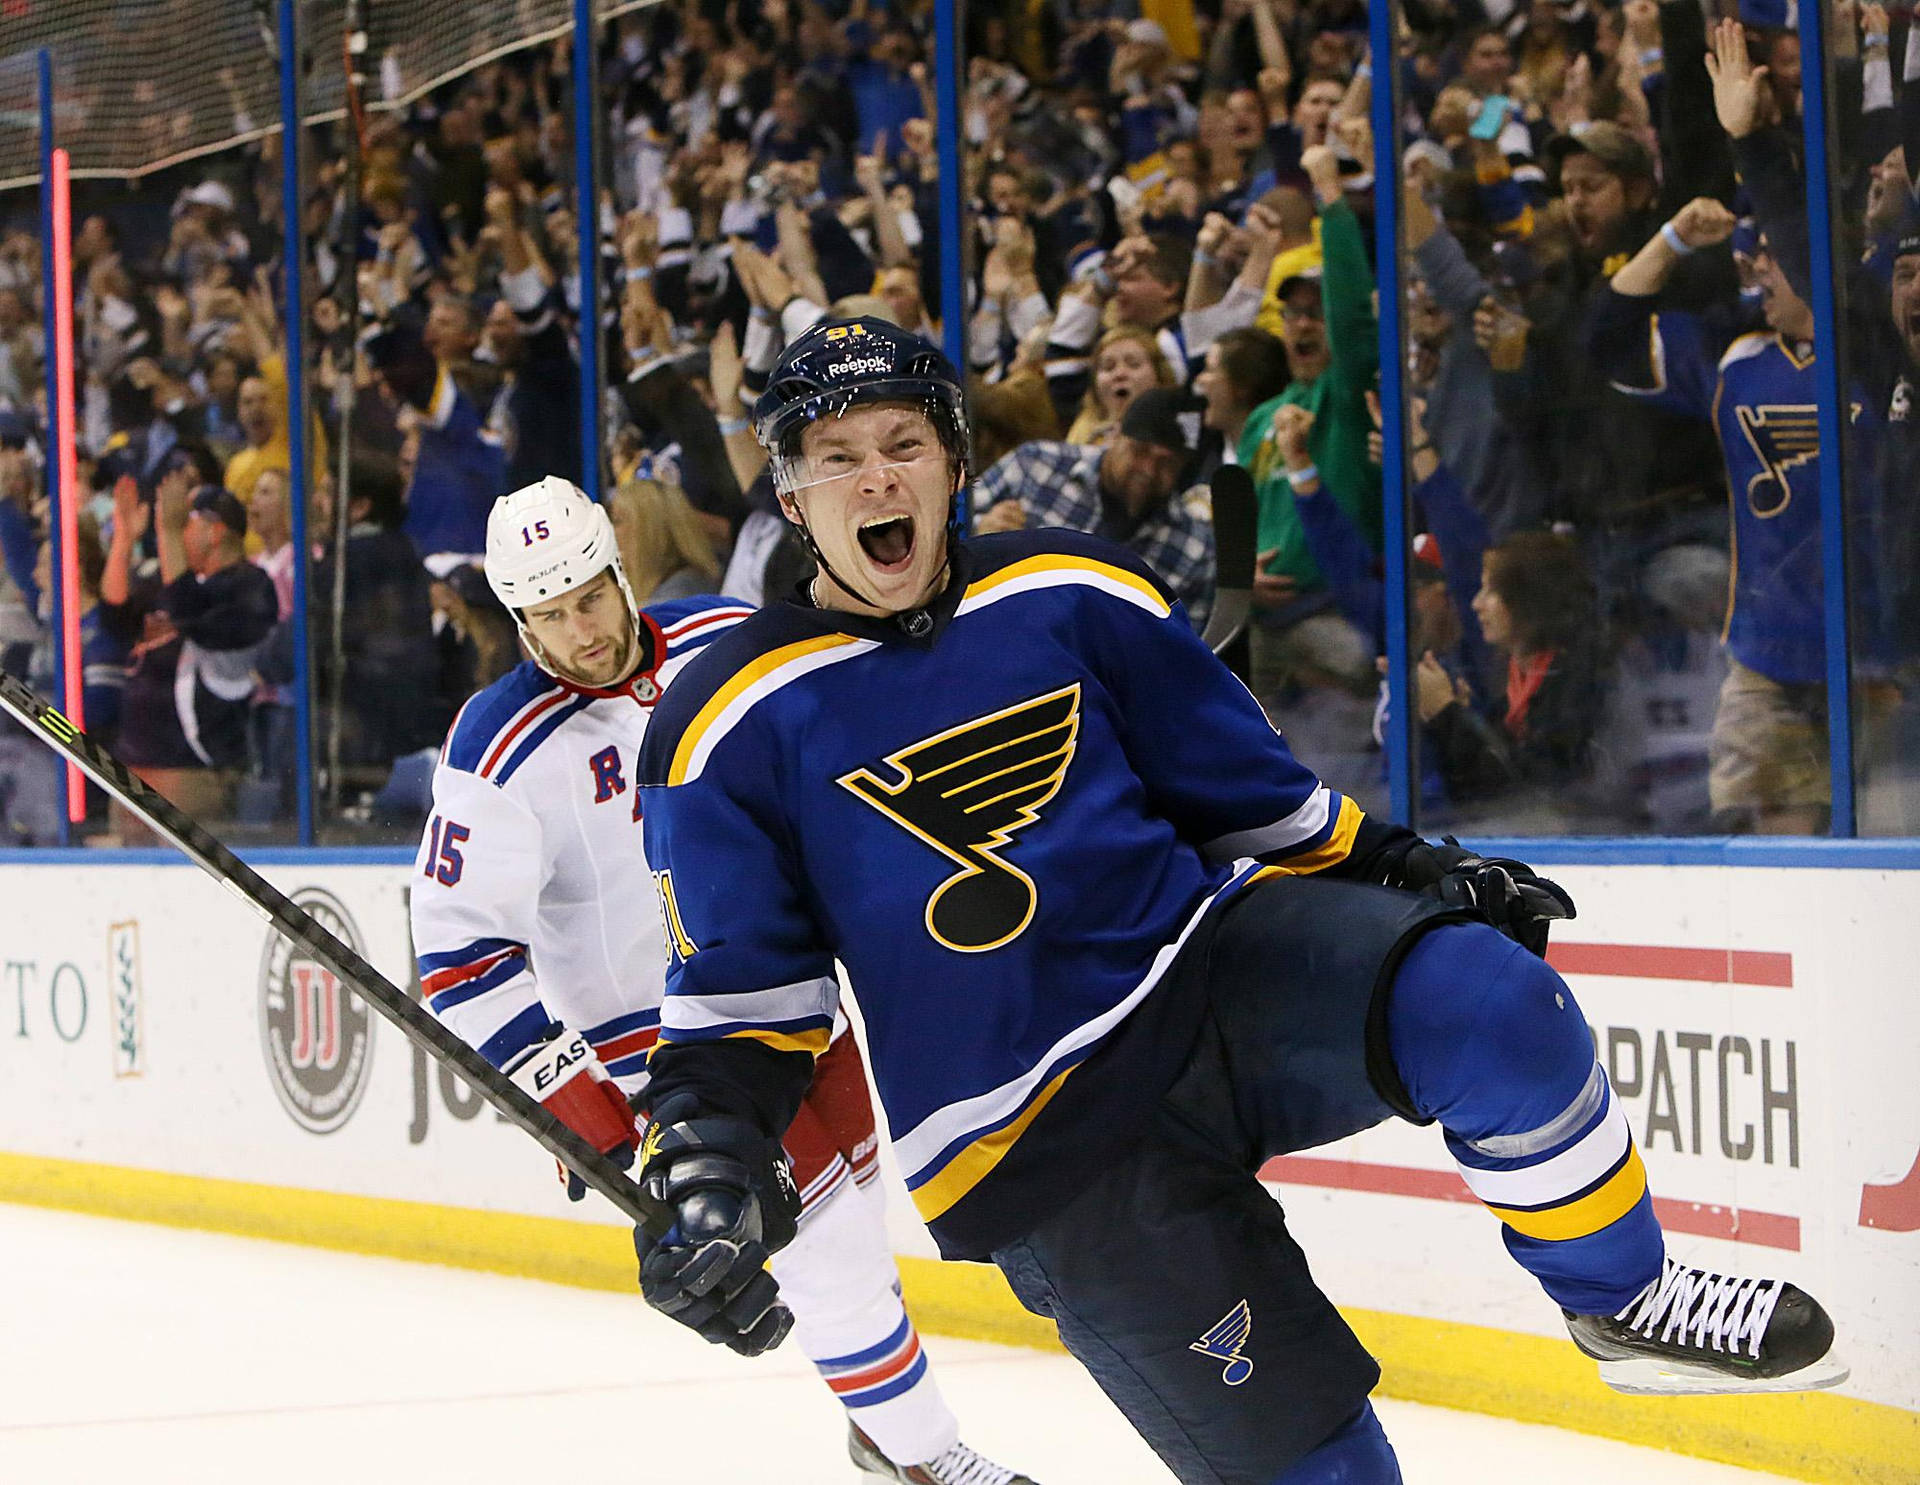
[771,447,946,499]
[768,395,956,499]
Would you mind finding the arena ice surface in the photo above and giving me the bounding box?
[0,1205,1804,1485]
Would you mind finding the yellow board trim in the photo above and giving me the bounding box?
[962,554,1170,616]
[668,633,858,785]
[1487,1145,1650,1242]
[1,1150,1914,1484]
[907,1061,1079,1223]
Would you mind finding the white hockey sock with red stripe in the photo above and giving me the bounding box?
[770,1177,959,1466]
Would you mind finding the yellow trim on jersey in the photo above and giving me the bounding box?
[1248,795,1365,878]
[961,554,1171,616]
[668,633,862,786]
[669,1025,834,1059]
[908,1061,1079,1223]
[1485,1146,1649,1242]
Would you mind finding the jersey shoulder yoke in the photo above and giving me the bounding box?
[956,527,1178,613]
[442,660,574,783]
[638,601,843,788]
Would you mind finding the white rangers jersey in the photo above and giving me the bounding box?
[409,596,754,1093]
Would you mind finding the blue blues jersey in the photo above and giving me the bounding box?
[637,530,1370,1258]
[1605,303,1825,684]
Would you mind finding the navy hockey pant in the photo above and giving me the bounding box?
[991,877,1664,1485]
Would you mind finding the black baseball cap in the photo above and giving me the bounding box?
[190,483,248,538]
[1545,122,1656,188]
[1118,386,1193,455]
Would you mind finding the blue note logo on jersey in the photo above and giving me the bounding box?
[1191,1299,1255,1386]
[1733,403,1819,518]
[837,684,1081,954]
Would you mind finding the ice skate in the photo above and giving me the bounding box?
[849,1422,1039,1484]
[1565,1254,1849,1395]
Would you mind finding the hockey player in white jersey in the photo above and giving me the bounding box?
[409,477,1035,1485]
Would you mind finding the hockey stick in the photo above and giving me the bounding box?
[0,668,673,1239]
[1202,463,1256,657]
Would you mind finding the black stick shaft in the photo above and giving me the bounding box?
[0,669,671,1237]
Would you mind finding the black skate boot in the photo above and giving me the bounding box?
[1565,1254,1849,1395]
[848,1422,1040,1484]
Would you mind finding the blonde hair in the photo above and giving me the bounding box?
[607,477,721,601]
[1066,328,1174,445]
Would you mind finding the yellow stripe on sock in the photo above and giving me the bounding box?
[1486,1146,1648,1242]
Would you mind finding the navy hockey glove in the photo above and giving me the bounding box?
[1378,837,1575,957]
[633,1096,801,1357]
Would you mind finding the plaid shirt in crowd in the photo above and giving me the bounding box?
[974,441,1215,632]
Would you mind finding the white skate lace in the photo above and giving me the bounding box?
[1615,1256,1783,1358]
[925,1443,1021,1485]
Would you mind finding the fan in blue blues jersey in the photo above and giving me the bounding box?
[410,478,1035,1485]
[631,320,1848,1485]
[1589,195,1861,834]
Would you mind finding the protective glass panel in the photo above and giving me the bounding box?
[1390,0,1815,837]
[1828,5,1920,833]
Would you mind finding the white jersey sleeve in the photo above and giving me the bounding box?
[410,760,554,1070]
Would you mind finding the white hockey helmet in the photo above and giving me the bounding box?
[484,476,642,673]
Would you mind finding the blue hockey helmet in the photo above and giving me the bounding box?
[752,318,971,501]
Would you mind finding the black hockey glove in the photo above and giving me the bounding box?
[1375,836,1575,958]
[633,1095,802,1357]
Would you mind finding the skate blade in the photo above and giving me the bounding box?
[1596,1352,1851,1396]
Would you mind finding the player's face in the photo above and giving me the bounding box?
[787,403,955,617]
[521,570,636,687]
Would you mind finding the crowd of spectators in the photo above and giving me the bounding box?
[1,0,1918,845]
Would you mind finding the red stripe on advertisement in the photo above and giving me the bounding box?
[1546,942,1793,988]
[1259,1156,1800,1250]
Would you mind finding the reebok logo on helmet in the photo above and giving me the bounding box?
[827,355,892,379]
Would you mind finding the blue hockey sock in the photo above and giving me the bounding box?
[1269,1401,1401,1484]
[1387,923,1664,1316]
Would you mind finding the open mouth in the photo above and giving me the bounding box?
[857,514,916,571]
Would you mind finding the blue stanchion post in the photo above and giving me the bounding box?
[1796,0,1856,837]
[1368,3,1413,826]
[932,0,967,530]
[37,48,68,845]
[572,0,602,502]
[278,0,315,844]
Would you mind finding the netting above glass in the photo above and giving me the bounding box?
[0,0,654,188]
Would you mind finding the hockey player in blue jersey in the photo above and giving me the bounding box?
[411,478,1036,1485]
[629,320,1846,1485]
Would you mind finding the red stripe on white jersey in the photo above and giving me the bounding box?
[479,687,568,779]
[421,945,523,997]
[662,607,753,643]
[593,1025,659,1064]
